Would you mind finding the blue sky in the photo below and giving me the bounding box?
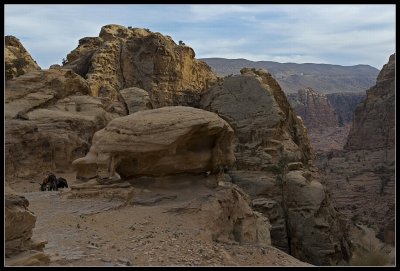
[4,4,396,69]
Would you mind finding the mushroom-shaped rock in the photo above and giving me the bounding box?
[73,106,235,181]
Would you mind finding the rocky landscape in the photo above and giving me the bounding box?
[315,54,396,264]
[287,87,339,129]
[4,25,394,267]
[201,57,379,94]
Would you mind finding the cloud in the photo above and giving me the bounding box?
[4,4,395,69]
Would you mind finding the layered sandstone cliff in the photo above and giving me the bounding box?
[5,69,126,178]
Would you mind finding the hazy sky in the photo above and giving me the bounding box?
[4,4,396,69]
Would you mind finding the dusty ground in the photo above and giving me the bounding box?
[7,173,311,267]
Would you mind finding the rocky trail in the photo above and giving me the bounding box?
[8,173,310,267]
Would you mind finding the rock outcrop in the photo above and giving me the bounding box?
[5,35,41,80]
[287,88,338,129]
[319,54,396,250]
[326,92,365,125]
[201,68,351,265]
[5,184,49,266]
[199,182,271,246]
[345,54,395,151]
[72,106,235,181]
[5,69,125,178]
[119,87,153,114]
[63,24,217,107]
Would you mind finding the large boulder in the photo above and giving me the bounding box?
[63,24,217,107]
[201,68,351,265]
[5,69,125,178]
[72,106,235,181]
[5,35,41,80]
[5,184,49,266]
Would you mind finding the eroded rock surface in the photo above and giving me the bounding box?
[5,69,125,178]
[72,106,235,181]
[345,54,395,151]
[287,88,339,129]
[318,54,396,249]
[5,184,49,266]
[201,68,351,265]
[63,24,217,106]
[5,35,41,80]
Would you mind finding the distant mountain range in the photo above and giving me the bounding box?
[200,58,379,94]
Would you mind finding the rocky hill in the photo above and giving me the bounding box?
[326,92,365,125]
[5,26,355,266]
[5,35,41,80]
[201,58,379,94]
[287,88,338,129]
[63,24,216,107]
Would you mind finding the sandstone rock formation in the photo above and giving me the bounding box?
[287,88,338,129]
[345,54,395,151]
[119,87,153,114]
[201,68,351,265]
[5,183,49,266]
[63,24,217,107]
[5,69,125,178]
[318,54,396,249]
[72,106,235,181]
[5,35,41,80]
[326,92,365,125]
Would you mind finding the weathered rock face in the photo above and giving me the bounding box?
[202,68,314,169]
[5,35,41,80]
[319,54,396,249]
[287,88,338,129]
[201,68,351,265]
[119,87,153,114]
[5,69,125,178]
[200,182,271,246]
[5,184,49,266]
[63,24,217,107]
[326,92,365,125]
[72,106,235,181]
[345,54,395,151]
